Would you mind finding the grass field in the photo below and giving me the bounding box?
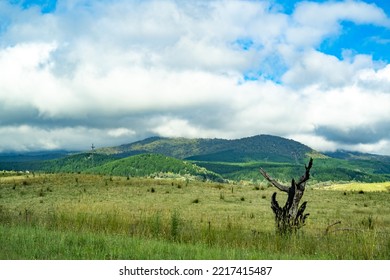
[316,181,390,192]
[1,172,389,259]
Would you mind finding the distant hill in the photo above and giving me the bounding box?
[319,150,390,180]
[0,152,224,182]
[1,134,389,183]
[38,153,115,173]
[0,150,74,163]
[0,150,80,172]
[86,154,224,182]
[0,152,114,173]
[98,134,325,163]
[97,136,227,159]
[325,150,390,163]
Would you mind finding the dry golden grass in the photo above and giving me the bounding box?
[315,181,390,192]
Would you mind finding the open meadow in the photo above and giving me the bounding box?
[1,172,389,259]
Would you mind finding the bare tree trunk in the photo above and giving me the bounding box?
[260,158,313,234]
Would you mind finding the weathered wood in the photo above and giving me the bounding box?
[260,158,313,234]
[259,168,290,193]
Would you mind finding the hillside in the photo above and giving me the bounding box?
[97,136,228,159]
[0,150,72,163]
[98,134,323,163]
[1,134,389,183]
[94,135,390,182]
[0,153,114,173]
[38,153,115,173]
[0,150,75,170]
[0,152,224,182]
[325,150,390,163]
[86,153,224,182]
[193,159,390,183]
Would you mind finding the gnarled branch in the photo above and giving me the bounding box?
[259,168,289,193]
[296,158,313,190]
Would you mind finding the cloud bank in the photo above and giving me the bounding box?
[0,0,390,155]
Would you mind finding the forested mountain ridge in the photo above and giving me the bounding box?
[86,154,224,182]
[97,134,324,163]
[1,134,389,183]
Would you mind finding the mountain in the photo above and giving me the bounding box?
[1,134,389,183]
[97,136,228,159]
[94,135,389,182]
[97,134,325,163]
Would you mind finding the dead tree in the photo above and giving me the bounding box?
[259,158,313,234]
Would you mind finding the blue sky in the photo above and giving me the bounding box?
[1,0,390,155]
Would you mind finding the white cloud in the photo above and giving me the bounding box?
[151,117,208,139]
[282,50,374,88]
[347,139,390,155]
[357,64,390,92]
[306,85,390,130]
[287,0,390,48]
[0,125,139,152]
[0,0,389,155]
[107,128,136,138]
[286,133,339,153]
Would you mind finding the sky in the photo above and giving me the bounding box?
[0,0,390,155]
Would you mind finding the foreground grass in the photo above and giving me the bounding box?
[1,173,390,259]
[1,224,269,260]
[1,224,389,260]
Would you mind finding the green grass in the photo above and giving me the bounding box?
[2,224,388,260]
[1,173,390,259]
[1,224,265,260]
